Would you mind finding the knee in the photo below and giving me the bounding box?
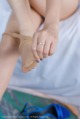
[29,0,46,17]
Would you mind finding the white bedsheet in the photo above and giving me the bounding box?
[0,0,80,107]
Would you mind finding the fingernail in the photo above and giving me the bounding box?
[40,59,43,61]
[33,59,39,63]
[36,60,40,63]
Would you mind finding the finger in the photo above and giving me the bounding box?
[43,40,51,58]
[37,43,45,60]
[32,50,40,62]
[49,41,56,56]
[32,33,40,62]
[37,35,46,60]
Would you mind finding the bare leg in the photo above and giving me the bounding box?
[0,14,19,100]
[0,7,42,99]
[30,0,78,19]
[8,0,43,72]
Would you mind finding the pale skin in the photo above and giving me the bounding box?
[0,0,79,99]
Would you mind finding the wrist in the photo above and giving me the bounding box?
[43,22,59,37]
[44,19,60,29]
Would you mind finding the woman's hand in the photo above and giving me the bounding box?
[32,25,59,61]
[31,0,61,62]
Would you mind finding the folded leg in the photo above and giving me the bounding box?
[0,5,42,99]
[30,0,78,19]
[0,14,19,99]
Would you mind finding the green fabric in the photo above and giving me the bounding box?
[0,89,78,119]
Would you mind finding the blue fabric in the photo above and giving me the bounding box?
[21,103,70,119]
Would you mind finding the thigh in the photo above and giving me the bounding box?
[30,0,46,17]
[30,0,79,20]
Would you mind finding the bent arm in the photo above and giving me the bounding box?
[44,0,61,30]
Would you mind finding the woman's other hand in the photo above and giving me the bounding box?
[32,25,59,61]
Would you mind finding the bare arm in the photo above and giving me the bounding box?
[32,0,61,60]
[44,0,61,30]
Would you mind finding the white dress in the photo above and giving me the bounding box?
[0,0,80,107]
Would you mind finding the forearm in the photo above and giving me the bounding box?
[44,0,61,29]
[8,0,33,35]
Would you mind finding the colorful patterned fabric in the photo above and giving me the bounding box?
[0,89,77,119]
